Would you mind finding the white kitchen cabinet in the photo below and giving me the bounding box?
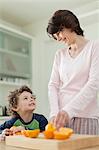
[0,24,33,106]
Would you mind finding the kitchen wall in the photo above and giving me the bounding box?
[0,19,22,30]
[22,2,99,119]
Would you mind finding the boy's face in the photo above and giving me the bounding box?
[15,91,36,113]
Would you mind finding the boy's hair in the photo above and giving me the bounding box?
[8,85,33,116]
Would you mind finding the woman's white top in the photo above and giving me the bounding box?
[48,40,99,119]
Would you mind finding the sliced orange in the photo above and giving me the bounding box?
[54,127,73,140]
[21,130,29,137]
[54,130,70,140]
[45,123,56,131]
[59,127,73,136]
[43,130,54,139]
[10,126,16,131]
[14,131,22,135]
[21,129,40,138]
[43,123,56,139]
[10,126,22,135]
[43,124,73,140]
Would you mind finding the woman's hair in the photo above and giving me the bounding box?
[8,85,33,116]
[47,10,84,39]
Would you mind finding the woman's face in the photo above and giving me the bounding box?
[53,28,76,46]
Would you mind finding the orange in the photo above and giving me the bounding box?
[43,123,56,139]
[45,123,56,131]
[54,127,73,140]
[21,129,40,138]
[59,127,73,136]
[21,130,29,137]
[43,130,54,139]
[43,124,73,140]
[10,126,16,131]
[15,131,22,135]
[54,130,69,140]
[10,126,22,135]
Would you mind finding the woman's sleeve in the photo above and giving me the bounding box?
[48,51,60,118]
[62,41,99,119]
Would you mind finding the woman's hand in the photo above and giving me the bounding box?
[49,116,56,124]
[50,111,70,130]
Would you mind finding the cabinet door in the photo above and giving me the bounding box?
[0,28,32,78]
[0,29,31,54]
[0,52,30,78]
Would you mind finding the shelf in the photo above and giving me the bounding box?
[0,81,29,87]
[0,116,11,120]
[0,70,31,79]
[0,48,29,58]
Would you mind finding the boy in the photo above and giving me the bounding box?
[0,85,48,140]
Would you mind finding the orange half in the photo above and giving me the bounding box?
[45,123,56,131]
[43,130,54,139]
[54,130,70,140]
[21,129,40,138]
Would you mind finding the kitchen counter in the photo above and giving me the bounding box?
[0,116,11,120]
[0,134,99,150]
[0,142,99,150]
[5,134,99,150]
[0,116,11,124]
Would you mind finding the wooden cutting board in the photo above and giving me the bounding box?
[6,134,99,150]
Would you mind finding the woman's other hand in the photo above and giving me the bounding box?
[51,111,69,130]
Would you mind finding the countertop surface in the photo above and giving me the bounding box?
[0,116,11,120]
[0,142,99,150]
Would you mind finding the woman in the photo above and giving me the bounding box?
[46,10,99,135]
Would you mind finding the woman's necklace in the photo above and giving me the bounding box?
[68,40,89,58]
[68,44,78,58]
